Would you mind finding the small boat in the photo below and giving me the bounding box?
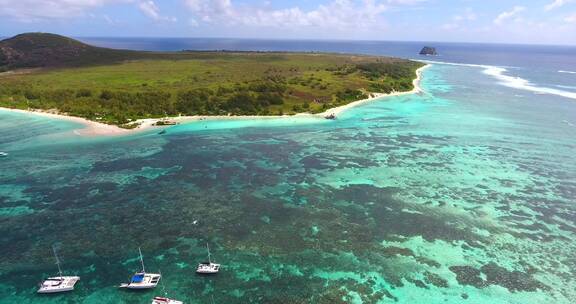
[196,243,220,274]
[152,297,183,304]
[120,248,161,289]
[37,246,80,294]
[151,272,183,304]
[0,152,8,157]
[154,120,178,126]
[324,113,336,120]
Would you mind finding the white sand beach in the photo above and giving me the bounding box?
[0,64,429,137]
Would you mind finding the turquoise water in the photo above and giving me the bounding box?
[1,63,575,303]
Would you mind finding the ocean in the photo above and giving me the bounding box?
[0,38,575,303]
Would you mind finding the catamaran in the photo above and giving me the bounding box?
[37,246,80,294]
[196,243,220,274]
[151,271,183,304]
[120,247,161,289]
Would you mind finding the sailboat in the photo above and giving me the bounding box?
[120,247,161,289]
[37,246,80,294]
[151,271,183,304]
[196,243,220,274]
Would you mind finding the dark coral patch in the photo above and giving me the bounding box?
[450,263,549,292]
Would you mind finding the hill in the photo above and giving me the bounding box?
[0,33,148,71]
[0,33,424,126]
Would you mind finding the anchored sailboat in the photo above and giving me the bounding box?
[196,243,220,274]
[120,247,161,289]
[37,246,80,294]
[151,271,183,304]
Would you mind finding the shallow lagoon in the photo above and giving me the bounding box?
[1,64,575,303]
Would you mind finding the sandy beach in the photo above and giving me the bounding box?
[0,107,131,136]
[318,64,429,117]
[0,64,429,137]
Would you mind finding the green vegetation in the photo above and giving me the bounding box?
[0,33,423,127]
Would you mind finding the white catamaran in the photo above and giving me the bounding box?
[120,247,161,289]
[196,243,220,274]
[37,246,80,294]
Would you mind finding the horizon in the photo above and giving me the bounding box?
[3,33,576,48]
[1,1,575,46]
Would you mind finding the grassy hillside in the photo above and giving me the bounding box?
[0,33,146,70]
[0,33,423,126]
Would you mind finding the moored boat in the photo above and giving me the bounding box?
[38,276,81,294]
[120,247,161,289]
[196,243,220,275]
[152,296,183,304]
[151,271,183,304]
[37,246,80,294]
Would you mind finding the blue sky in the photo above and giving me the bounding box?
[1,0,575,45]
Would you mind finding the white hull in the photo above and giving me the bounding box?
[122,283,159,289]
[196,263,220,274]
[120,272,161,289]
[37,276,80,294]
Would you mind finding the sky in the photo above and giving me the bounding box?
[0,0,575,45]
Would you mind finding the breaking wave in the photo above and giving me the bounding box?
[483,67,576,100]
[419,60,576,101]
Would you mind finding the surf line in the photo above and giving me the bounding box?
[418,59,576,101]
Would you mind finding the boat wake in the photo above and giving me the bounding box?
[558,70,576,74]
[419,60,576,101]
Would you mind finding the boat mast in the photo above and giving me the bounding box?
[52,246,63,278]
[159,269,168,297]
[138,247,146,273]
[207,243,211,264]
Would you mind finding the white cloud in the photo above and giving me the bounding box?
[565,13,576,23]
[545,0,573,11]
[442,8,476,31]
[0,0,131,22]
[183,0,424,30]
[493,6,525,26]
[386,0,427,4]
[138,0,176,22]
[0,0,176,23]
[453,8,476,22]
[188,18,199,27]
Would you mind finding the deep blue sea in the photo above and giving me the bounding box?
[1,38,576,303]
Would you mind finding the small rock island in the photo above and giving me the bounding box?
[419,46,438,56]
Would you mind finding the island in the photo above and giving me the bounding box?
[419,46,438,56]
[0,33,425,129]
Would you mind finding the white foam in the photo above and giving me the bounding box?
[483,67,576,100]
[556,85,576,90]
[417,59,491,69]
[559,70,576,74]
[418,60,576,101]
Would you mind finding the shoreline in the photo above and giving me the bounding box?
[0,64,429,137]
[318,63,429,117]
